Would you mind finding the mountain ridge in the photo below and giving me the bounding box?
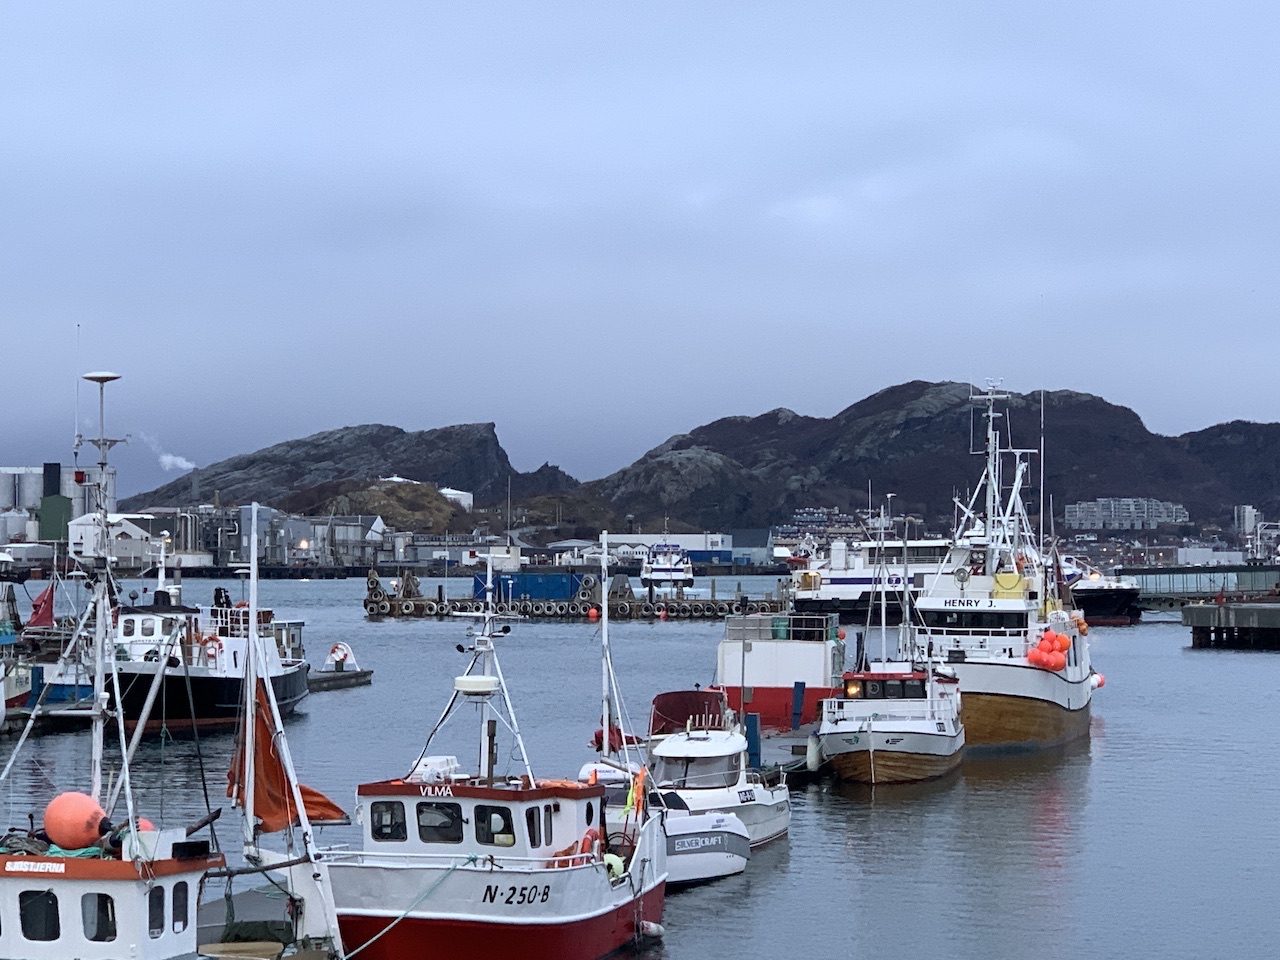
[120,382,1280,529]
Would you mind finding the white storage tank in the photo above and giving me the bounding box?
[15,469,43,511]
[0,511,27,542]
[0,472,15,510]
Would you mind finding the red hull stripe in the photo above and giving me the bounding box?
[337,883,665,960]
[720,685,839,729]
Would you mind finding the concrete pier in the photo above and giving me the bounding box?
[1183,602,1280,649]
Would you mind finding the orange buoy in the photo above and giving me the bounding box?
[44,792,109,849]
[587,606,600,621]
[659,610,668,621]
[1038,637,1054,653]
[837,628,847,640]
[1027,647,1045,666]
[1048,651,1067,671]
[1055,634,1071,653]
[1096,673,1106,688]
[137,817,155,831]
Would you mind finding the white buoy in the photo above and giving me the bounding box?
[806,733,823,773]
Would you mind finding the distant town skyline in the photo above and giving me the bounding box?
[5,3,1277,495]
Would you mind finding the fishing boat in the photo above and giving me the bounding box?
[34,557,309,729]
[0,372,223,960]
[713,611,845,729]
[581,535,748,888]
[647,689,790,846]
[1062,555,1143,625]
[911,384,1104,752]
[0,566,36,716]
[320,553,667,959]
[638,530,694,588]
[810,665,963,784]
[809,508,965,783]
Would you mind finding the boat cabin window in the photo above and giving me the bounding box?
[20,889,60,941]
[475,805,516,847]
[122,619,136,638]
[416,802,463,844]
[172,882,189,934]
[526,807,541,847]
[370,800,407,841]
[844,678,928,699]
[141,618,156,637]
[82,893,116,942]
[544,804,553,846]
[148,886,164,939]
[653,754,741,790]
[921,610,1028,630]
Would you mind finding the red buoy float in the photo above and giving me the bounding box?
[44,792,108,849]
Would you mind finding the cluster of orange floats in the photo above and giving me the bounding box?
[1026,629,1073,671]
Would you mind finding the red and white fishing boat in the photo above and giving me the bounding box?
[319,557,667,960]
[713,611,845,729]
[0,373,223,960]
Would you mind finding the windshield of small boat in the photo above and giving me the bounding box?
[653,753,740,790]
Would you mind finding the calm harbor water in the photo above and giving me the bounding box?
[5,576,1276,959]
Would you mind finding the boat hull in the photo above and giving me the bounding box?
[33,663,309,730]
[951,660,1093,751]
[824,736,963,784]
[960,691,1091,751]
[1072,586,1143,625]
[333,880,665,960]
[664,814,750,885]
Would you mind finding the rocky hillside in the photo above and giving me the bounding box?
[589,381,1271,528]
[120,422,579,511]
[275,479,463,534]
[120,383,1280,529]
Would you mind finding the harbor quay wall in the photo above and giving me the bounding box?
[1183,602,1280,649]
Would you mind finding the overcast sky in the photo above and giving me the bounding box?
[4,2,1277,496]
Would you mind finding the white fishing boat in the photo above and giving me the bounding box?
[810,664,964,784]
[0,372,223,960]
[810,508,965,784]
[33,528,309,733]
[647,690,790,846]
[319,552,667,960]
[638,532,694,588]
[911,384,1104,752]
[581,534,748,887]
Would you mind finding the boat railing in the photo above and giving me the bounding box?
[823,698,956,724]
[724,612,840,644]
[206,605,273,639]
[322,848,605,872]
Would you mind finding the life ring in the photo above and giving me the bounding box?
[330,644,349,663]
[203,638,222,661]
[234,601,249,609]
[580,827,601,861]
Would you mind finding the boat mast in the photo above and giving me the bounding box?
[84,371,122,803]
[599,531,612,756]
[242,503,260,840]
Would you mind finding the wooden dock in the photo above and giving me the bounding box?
[1183,601,1280,649]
